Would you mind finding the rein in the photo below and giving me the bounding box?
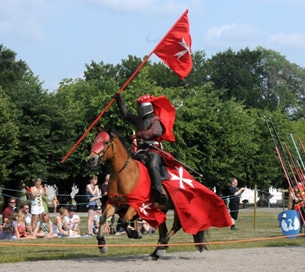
[117,154,131,173]
[98,135,131,174]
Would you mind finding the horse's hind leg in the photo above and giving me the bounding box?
[121,207,143,239]
[193,230,209,252]
[149,221,168,260]
[149,210,182,260]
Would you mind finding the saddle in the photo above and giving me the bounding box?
[132,149,170,181]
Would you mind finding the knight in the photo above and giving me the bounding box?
[113,93,176,205]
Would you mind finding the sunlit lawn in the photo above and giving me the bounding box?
[0,207,304,263]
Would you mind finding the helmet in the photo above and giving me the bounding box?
[138,102,153,117]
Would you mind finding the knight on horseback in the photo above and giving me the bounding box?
[113,92,175,205]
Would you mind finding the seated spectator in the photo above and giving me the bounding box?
[0,212,19,240]
[137,218,155,234]
[64,206,81,237]
[16,211,35,239]
[52,206,69,237]
[2,198,17,223]
[93,207,102,234]
[34,212,58,238]
[19,203,33,235]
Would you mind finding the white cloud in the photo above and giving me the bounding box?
[204,23,263,47]
[268,32,305,48]
[0,0,53,41]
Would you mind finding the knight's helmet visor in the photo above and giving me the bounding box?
[138,102,153,117]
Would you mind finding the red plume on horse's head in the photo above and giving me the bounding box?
[91,129,110,154]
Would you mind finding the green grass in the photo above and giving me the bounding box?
[0,207,304,263]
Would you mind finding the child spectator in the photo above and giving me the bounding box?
[34,212,58,238]
[93,207,102,234]
[19,203,33,235]
[137,218,155,234]
[64,206,81,237]
[52,196,59,213]
[0,212,19,240]
[16,211,35,239]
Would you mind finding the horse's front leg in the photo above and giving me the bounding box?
[120,206,143,239]
[97,204,115,254]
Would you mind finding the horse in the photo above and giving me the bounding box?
[87,129,231,259]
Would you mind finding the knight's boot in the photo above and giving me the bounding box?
[154,186,167,205]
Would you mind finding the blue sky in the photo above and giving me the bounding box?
[1,0,305,91]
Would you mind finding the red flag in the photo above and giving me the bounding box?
[154,10,192,80]
[163,166,232,234]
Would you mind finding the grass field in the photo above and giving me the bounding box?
[0,207,304,263]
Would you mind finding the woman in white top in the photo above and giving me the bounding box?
[30,178,47,230]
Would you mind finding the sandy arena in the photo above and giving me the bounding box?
[1,246,305,272]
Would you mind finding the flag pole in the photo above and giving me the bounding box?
[61,9,189,163]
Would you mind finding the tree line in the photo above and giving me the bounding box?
[1,44,305,198]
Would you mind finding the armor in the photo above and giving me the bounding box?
[138,102,153,117]
[114,92,167,204]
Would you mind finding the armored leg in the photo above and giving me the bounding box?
[147,151,166,205]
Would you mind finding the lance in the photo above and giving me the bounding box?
[290,133,305,172]
[61,9,190,163]
[266,117,305,222]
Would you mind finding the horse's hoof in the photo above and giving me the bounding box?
[155,248,166,257]
[127,229,143,239]
[99,246,108,254]
[148,253,159,261]
[195,244,210,252]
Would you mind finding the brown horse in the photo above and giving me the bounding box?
[87,129,231,259]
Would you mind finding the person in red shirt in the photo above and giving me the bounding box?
[2,197,17,223]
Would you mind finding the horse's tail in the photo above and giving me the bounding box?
[193,230,210,252]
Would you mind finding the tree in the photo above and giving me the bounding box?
[0,88,19,183]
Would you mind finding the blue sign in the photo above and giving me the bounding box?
[278,210,301,238]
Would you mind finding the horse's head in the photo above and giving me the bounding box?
[87,130,111,169]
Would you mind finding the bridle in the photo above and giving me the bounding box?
[91,134,131,173]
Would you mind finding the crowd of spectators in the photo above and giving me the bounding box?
[0,175,155,240]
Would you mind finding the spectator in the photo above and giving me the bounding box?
[19,203,33,235]
[85,175,100,236]
[34,212,58,238]
[137,218,155,234]
[0,212,19,240]
[30,177,47,230]
[228,178,245,230]
[52,196,59,213]
[16,211,35,239]
[42,184,49,213]
[52,206,69,237]
[93,207,102,234]
[64,206,81,237]
[2,197,17,223]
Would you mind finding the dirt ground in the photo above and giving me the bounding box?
[1,246,305,272]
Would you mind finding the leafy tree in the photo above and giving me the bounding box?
[0,44,28,90]
[0,88,19,184]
